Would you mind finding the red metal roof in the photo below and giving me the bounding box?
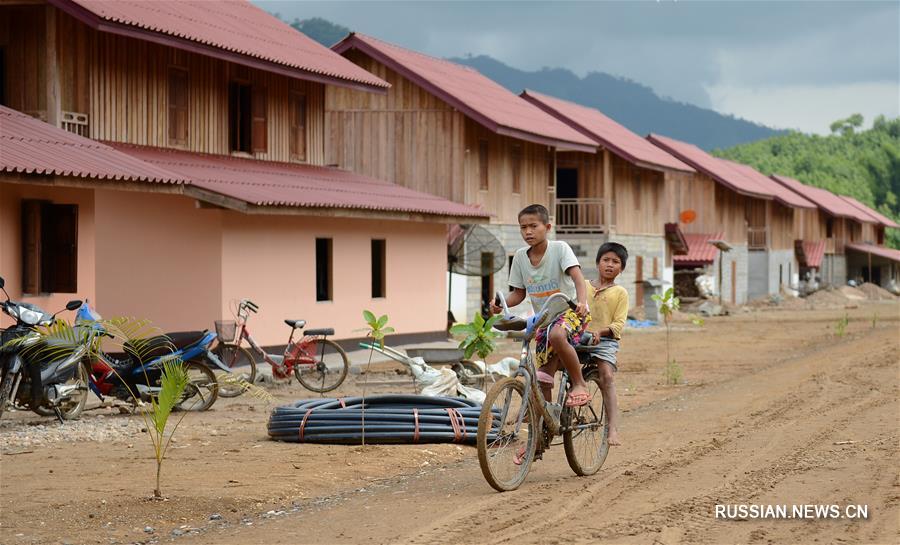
[0,106,187,184]
[770,175,873,222]
[332,33,596,152]
[111,144,489,219]
[673,232,725,266]
[520,90,694,173]
[53,0,388,92]
[720,160,815,209]
[845,242,900,263]
[800,240,826,268]
[838,196,899,228]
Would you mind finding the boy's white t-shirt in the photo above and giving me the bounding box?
[508,240,580,314]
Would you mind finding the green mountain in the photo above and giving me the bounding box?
[287,17,784,151]
[713,115,900,248]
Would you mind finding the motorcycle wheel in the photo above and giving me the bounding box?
[175,361,218,412]
[0,362,15,420]
[33,361,89,420]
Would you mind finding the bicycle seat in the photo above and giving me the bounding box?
[305,328,334,336]
[284,319,307,329]
[493,318,527,331]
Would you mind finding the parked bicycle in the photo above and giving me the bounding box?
[213,299,350,396]
[476,291,609,492]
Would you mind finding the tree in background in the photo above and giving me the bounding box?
[715,115,900,248]
[289,17,351,47]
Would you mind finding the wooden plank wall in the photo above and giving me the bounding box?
[611,155,664,235]
[44,10,326,164]
[0,5,47,116]
[792,207,827,241]
[769,201,795,250]
[557,151,603,199]
[325,51,465,203]
[663,171,748,244]
[464,119,553,224]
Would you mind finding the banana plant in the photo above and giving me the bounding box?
[450,312,501,361]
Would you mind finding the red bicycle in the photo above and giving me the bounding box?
[213,299,349,397]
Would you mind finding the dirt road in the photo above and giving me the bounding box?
[1,302,898,545]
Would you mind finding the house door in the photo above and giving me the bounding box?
[480,252,494,318]
[556,168,578,227]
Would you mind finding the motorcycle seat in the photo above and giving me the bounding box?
[284,319,307,329]
[124,331,207,363]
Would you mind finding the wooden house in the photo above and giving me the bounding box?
[836,196,900,289]
[648,134,817,303]
[518,90,696,318]
[0,1,487,345]
[327,33,597,319]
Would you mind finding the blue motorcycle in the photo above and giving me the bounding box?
[77,302,228,412]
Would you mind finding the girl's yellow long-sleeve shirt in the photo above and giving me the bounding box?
[585,280,629,339]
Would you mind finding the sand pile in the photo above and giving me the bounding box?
[837,285,866,300]
[857,282,898,300]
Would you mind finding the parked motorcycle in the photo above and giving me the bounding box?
[0,276,88,421]
[77,302,226,412]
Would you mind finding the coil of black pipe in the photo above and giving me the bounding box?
[267,394,499,445]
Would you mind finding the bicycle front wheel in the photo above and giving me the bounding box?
[213,343,257,398]
[294,339,349,393]
[563,367,608,476]
[477,377,536,492]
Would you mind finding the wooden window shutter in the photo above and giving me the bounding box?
[21,200,42,294]
[478,139,489,190]
[251,87,267,153]
[167,67,189,146]
[289,92,307,161]
[42,204,78,293]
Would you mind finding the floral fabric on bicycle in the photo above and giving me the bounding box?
[534,309,591,368]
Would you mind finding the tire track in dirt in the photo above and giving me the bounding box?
[397,328,898,545]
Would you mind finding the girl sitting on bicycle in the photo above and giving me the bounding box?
[490,204,592,408]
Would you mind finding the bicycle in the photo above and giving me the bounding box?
[476,291,609,491]
[213,299,349,397]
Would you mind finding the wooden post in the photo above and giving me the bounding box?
[718,251,724,306]
[602,148,613,234]
[731,260,736,305]
[635,256,644,309]
[867,251,872,283]
[45,5,61,127]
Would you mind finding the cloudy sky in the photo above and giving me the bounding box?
[256,1,900,134]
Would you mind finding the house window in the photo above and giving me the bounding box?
[0,47,6,106]
[877,227,885,245]
[315,238,332,302]
[826,217,834,238]
[511,144,522,194]
[167,67,189,147]
[21,200,78,294]
[371,239,386,298]
[479,139,489,190]
[289,92,307,161]
[229,82,267,153]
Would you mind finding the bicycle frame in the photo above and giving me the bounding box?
[231,300,327,375]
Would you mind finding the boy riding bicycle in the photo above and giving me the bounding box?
[490,204,592,408]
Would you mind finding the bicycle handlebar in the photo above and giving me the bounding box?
[240,299,259,313]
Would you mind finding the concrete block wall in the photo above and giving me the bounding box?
[713,244,749,305]
[768,249,798,296]
[820,254,847,287]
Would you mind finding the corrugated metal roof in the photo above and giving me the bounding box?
[721,160,815,209]
[673,232,725,265]
[845,242,900,263]
[647,134,814,209]
[111,144,489,219]
[57,0,388,91]
[838,195,900,228]
[801,240,826,268]
[520,90,694,173]
[332,33,596,152]
[0,105,188,184]
[770,175,873,222]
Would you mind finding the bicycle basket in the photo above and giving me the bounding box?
[214,320,237,343]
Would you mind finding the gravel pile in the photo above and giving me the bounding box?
[0,413,144,450]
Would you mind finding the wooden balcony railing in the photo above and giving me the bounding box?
[747,227,767,250]
[556,198,607,234]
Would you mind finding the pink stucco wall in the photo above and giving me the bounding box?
[93,189,223,332]
[0,182,96,324]
[220,212,447,346]
[2,182,448,343]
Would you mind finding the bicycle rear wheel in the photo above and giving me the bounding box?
[563,368,608,476]
[477,377,536,492]
[294,339,349,393]
[213,343,257,398]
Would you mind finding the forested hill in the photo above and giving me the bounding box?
[714,115,900,248]
[288,17,784,150]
